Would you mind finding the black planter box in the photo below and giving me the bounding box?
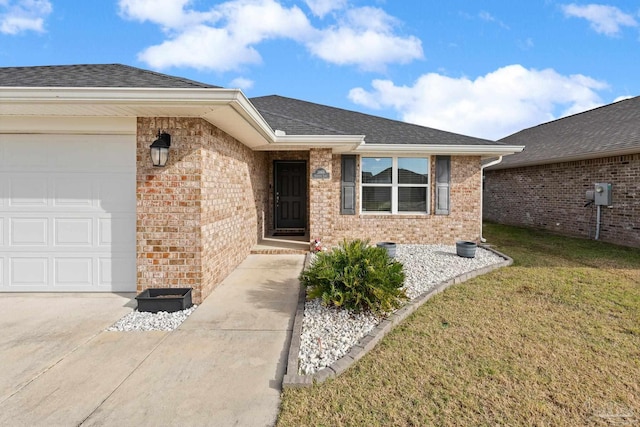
[136,288,193,313]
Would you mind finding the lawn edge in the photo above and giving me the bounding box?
[282,245,513,388]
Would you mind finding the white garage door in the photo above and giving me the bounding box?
[0,134,136,292]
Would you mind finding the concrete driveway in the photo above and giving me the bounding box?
[0,254,304,427]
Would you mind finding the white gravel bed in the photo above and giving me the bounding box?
[298,244,505,374]
[106,305,197,332]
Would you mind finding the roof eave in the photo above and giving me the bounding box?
[0,86,277,147]
[487,147,640,170]
[253,134,365,152]
[354,143,525,158]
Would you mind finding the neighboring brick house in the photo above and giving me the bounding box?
[0,64,522,302]
[484,96,640,248]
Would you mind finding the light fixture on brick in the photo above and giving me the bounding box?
[150,130,171,167]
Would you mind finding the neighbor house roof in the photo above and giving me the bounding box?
[490,96,640,169]
[250,95,498,146]
[0,64,219,89]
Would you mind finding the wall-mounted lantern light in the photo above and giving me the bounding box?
[150,130,171,167]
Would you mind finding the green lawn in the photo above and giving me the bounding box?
[277,223,640,426]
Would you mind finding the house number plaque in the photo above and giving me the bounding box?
[312,168,330,179]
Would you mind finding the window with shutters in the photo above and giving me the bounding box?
[361,157,429,214]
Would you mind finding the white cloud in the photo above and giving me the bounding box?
[128,0,312,71]
[349,64,609,140]
[307,7,423,71]
[118,0,422,72]
[561,3,637,36]
[138,25,263,71]
[305,0,347,18]
[118,0,214,29]
[0,0,52,35]
[229,76,254,90]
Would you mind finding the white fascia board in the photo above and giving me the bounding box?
[0,86,241,104]
[253,135,365,152]
[354,143,525,157]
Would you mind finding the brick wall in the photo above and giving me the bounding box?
[483,154,640,248]
[200,123,268,301]
[136,118,268,303]
[310,153,482,247]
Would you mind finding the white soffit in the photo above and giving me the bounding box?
[0,87,276,148]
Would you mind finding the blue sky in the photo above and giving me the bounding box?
[1,0,639,140]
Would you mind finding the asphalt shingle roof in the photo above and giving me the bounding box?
[250,95,499,145]
[1,64,505,146]
[0,64,219,88]
[494,96,640,168]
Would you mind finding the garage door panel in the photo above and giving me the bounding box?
[11,257,48,286]
[95,141,136,170]
[9,177,48,207]
[54,257,93,287]
[99,256,136,289]
[98,216,135,247]
[98,177,136,211]
[54,218,92,246]
[10,218,48,246]
[53,177,94,208]
[1,135,136,292]
[4,141,50,169]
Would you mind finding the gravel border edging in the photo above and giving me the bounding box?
[282,245,513,388]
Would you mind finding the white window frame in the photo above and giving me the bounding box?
[360,156,430,215]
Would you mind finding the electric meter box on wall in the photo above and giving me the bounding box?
[594,183,612,206]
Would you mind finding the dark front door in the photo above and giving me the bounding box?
[275,161,307,230]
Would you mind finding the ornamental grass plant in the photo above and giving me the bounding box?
[299,239,407,315]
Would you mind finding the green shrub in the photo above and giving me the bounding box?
[299,239,407,315]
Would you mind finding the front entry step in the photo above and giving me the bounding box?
[251,237,310,254]
[251,247,309,255]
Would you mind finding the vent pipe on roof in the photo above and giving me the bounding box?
[480,156,503,243]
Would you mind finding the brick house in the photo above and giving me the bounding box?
[0,64,523,302]
[484,96,640,248]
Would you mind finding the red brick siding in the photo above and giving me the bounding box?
[483,154,640,248]
[310,152,482,247]
[200,123,268,301]
[136,118,268,303]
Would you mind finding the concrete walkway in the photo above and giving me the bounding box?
[0,254,305,427]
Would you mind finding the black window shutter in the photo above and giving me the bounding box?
[341,155,356,215]
[435,156,450,215]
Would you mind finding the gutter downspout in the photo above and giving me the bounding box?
[480,156,503,243]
